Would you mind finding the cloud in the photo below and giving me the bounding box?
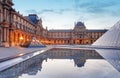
[40,8,72,14]
[74,0,120,16]
[24,0,120,30]
[74,0,120,8]
[57,9,72,14]
[39,9,54,14]
[26,8,72,15]
[26,9,39,14]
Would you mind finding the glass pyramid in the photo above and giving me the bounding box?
[92,20,120,48]
[21,37,46,48]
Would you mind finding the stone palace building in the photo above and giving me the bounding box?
[48,22,107,45]
[0,0,107,47]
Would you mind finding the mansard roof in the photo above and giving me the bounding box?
[49,29,72,32]
[24,16,36,26]
[75,22,85,27]
[49,29,107,33]
[87,29,108,32]
[28,14,39,25]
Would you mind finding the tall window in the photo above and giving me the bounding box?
[0,9,1,22]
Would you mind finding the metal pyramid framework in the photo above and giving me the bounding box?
[21,37,46,48]
[92,20,120,48]
[29,37,46,48]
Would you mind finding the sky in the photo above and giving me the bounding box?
[13,0,120,30]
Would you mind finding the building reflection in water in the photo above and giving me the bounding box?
[0,53,46,78]
[0,48,103,78]
[45,48,103,67]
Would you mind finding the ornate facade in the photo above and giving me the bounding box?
[47,22,107,45]
[0,0,47,47]
[0,0,107,47]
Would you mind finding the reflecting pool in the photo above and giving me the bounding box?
[0,48,120,78]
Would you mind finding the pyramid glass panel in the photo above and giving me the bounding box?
[93,20,120,48]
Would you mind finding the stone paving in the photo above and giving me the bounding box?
[0,46,51,62]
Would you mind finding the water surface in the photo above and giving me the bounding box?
[0,48,120,78]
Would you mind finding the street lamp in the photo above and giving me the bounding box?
[19,36,23,46]
[20,36,23,40]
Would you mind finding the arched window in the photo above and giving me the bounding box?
[0,9,2,22]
